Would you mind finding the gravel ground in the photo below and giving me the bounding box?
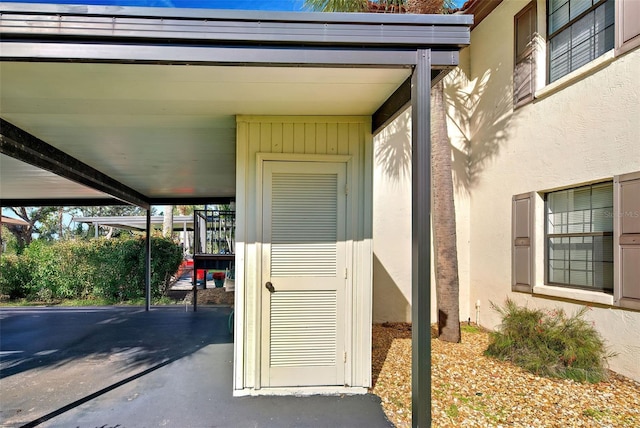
[182,288,235,305]
[371,322,640,427]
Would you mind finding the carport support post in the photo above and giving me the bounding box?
[0,203,3,257]
[411,48,432,428]
[145,209,151,311]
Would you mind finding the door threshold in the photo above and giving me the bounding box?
[233,386,368,397]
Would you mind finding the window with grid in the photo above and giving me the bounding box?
[546,182,614,292]
[548,0,615,83]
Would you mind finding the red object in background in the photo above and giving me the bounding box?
[196,269,205,280]
[176,259,193,279]
[176,259,197,280]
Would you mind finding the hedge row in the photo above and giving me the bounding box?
[0,237,182,302]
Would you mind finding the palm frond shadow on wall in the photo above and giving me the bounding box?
[374,64,516,195]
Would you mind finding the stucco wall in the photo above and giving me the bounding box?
[373,0,640,382]
[372,83,473,324]
[461,0,640,381]
[372,111,412,323]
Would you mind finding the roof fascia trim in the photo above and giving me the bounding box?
[0,4,471,48]
[0,119,150,209]
[1,43,463,69]
[0,198,128,207]
[0,2,474,26]
[458,0,503,30]
[0,196,234,207]
[0,43,419,67]
[150,197,234,205]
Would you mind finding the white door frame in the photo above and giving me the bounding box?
[254,153,354,390]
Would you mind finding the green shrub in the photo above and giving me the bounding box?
[0,254,33,299]
[1,237,182,303]
[86,238,143,301]
[0,225,20,255]
[149,237,184,297]
[485,299,614,383]
[25,240,94,300]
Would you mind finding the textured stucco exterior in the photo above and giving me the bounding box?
[464,0,640,382]
[372,104,472,324]
[372,0,640,381]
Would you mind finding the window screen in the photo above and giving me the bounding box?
[548,0,615,83]
[546,182,614,292]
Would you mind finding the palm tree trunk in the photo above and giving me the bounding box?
[162,205,173,238]
[431,80,461,343]
[303,0,462,343]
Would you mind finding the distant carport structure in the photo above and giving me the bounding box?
[0,214,28,255]
[0,214,28,228]
[0,215,28,226]
[72,214,193,245]
[0,3,471,424]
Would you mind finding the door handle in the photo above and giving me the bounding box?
[265,281,275,293]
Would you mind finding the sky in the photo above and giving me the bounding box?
[13,0,466,11]
[15,0,307,9]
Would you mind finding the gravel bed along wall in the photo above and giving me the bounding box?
[371,323,640,427]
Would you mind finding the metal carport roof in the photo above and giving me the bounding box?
[0,2,471,209]
[0,4,472,425]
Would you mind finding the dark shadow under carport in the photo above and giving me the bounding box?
[0,306,392,428]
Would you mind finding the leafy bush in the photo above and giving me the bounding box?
[148,237,184,296]
[25,240,94,300]
[0,255,33,299]
[0,225,20,255]
[485,299,614,383]
[85,238,145,301]
[1,237,182,303]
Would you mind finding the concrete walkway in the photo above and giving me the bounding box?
[0,306,392,428]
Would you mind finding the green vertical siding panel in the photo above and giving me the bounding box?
[271,122,283,153]
[327,123,338,154]
[249,122,261,156]
[293,123,305,154]
[349,123,360,157]
[260,122,272,153]
[304,123,316,154]
[337,123,349,155]
[282,123,294,153]
[316,123,328,155]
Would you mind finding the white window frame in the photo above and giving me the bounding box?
[536,0,639,100]
[546,0,616,84]
[615,0,640,56]
[544,181,614,293]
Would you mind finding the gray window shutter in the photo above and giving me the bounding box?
[514,2,536,108]
[614,171,640,310]
[512,192,534,292]
[616,0,640,56]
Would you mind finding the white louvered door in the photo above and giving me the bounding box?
[261,160,347,387]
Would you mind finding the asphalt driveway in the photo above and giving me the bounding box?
[0,306,392,428]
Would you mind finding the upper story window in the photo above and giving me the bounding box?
[548,0,615,83]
